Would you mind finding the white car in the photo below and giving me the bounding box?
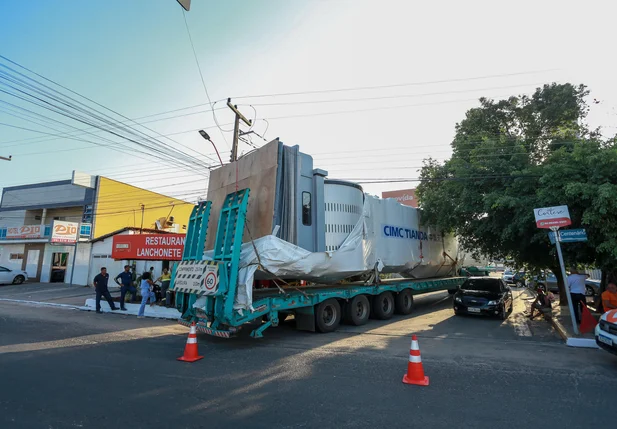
[595,309,617,356]
[0,265,28,285]
[502,270,514,283]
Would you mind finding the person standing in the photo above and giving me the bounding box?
[601,281,617,312]
[115,265,137,311]
[567,269,589,325]
[138,271,156,318]
[94,267,119,313]
[156,268,172,307]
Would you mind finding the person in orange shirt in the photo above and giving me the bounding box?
[601,282,617,312]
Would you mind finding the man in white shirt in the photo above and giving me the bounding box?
[567,269,589,325]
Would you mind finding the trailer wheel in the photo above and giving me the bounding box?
[371,292,395,320]
[394,290,414,315]
[315,299,342,333]
[344,295,371,326]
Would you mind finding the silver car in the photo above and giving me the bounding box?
[0,265,28,285]
[535,271,599,297]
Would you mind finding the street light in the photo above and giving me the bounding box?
[198,130,224,167]
[0,155,11,161]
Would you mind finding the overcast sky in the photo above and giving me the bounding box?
[0,0,615,202]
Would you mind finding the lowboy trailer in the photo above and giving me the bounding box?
[172,189,465,338]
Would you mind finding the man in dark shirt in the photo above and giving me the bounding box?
[115,265,137,310]
[94,267,118,313]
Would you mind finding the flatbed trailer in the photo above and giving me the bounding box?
[172,189,465,338]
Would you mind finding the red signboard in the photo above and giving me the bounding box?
[112,234,185,261]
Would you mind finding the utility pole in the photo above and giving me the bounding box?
[227,98,252,162]
[140,204,145,234]
[0,155,11,161]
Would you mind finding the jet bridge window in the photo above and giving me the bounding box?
[302,192,312,226]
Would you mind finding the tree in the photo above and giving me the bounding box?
[417,83,617,304]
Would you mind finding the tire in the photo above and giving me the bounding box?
[447,289,457,295]
[394,289,414,315]
[500,304,508,320]
[344,295,371,326]
[315,299,342,333]
[371,292,395,320]
[12,275,25,285]
[585,286,595,297]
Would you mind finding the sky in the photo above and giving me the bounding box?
[0,0,616,204]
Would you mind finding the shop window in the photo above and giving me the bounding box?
[302,192,312,226]
[10,253,24,260]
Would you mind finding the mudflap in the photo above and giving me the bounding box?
[295,306,316,332]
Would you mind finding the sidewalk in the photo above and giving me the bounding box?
[550,303,599,348]
[0,282,180,320]
[0,282,93,306]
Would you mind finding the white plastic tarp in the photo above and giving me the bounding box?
[203,194,458,311]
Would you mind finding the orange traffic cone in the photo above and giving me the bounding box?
[177,322,204,363]
[402,334,429,386]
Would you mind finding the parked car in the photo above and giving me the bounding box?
[595,310,617,356]
[502,269,515,283]
[535,271,599,296]
[0,265,28,285]
[512,271,526,287]
[459,266,490,277]
[453,277,513,320]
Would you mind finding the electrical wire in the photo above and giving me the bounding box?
[181,9,230,149]
[232,69,557,99]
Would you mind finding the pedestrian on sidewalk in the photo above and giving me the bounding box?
[115,265,137,311]
[138,271,156,318]
[601,281,617,312]
[94,267,119,313]
[156,268,172,307]
[567,269,589,325]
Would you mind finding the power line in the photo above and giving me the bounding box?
[181,9,230,149]
[232,69,557,99]
[0,56,215,172]
[244,82,546,107]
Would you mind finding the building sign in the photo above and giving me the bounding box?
[6,225,43,239]
[382,189,418,208]
[51,221,79,244]
[533,205,571,229]
[112,234,185,261]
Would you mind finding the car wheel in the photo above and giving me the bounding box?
[12,275,25,285]
[500,304,508,320]
[315,299,342,333]
[585,286,595,297]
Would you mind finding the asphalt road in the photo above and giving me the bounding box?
[1,291,616,429]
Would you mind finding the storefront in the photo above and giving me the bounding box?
[88,227,185,283]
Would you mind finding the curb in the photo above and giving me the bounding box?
[83,299,181,320]
[547,314,568,341]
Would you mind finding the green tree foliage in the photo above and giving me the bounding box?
[417,83,617,303]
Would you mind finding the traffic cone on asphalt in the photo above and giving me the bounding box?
[177,322,204,363]
[402,335,429,386]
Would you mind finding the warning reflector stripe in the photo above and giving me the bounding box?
[409,355,422,363]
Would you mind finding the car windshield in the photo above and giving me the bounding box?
[504,270,513,275]
[461,279,501,293]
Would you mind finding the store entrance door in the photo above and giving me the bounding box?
[22,244,45,282]
[51,252,69,283]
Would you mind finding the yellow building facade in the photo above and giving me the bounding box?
[93,177,194,239]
